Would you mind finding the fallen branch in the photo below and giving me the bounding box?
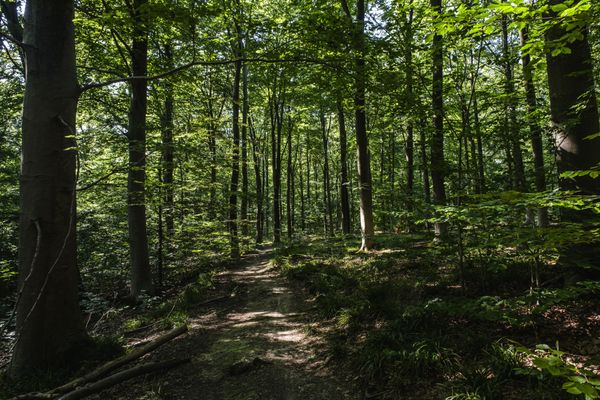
[9,393,55,400]
[51,325,187,395]
[57,358,190,400]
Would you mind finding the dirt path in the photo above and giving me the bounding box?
[99,250,358,399]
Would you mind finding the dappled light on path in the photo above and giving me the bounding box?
[93,250,356,400]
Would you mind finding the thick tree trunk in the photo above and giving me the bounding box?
[9,0,88,378]
[228,59,242,258]
[430,0,447,239]
[545,0,600,266]
[337,99,351,234]
[128,0,153,298]
[354,0,375,250]
[521,27,548,227]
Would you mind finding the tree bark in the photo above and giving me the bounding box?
[353,0,375,250]
[161,44,175,237]
[520,27,548,227]
[545,7,600,195]
[241,64,249,236]
[128,0,153,298]
[404,2,415,231]
[9,0,88,378]
[473,94,485,193]
[270,82,283,245]
[419,121,431,204]
[545,0,600,259]
[337,99,351,234]
[286,116,294,239]
[501,15,527,198]
[249,117,263,243]
[228,58,242,258]
[430,0,447,239]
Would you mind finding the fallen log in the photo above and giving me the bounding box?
[51,324,187,395]
[57,358,190,400]
[9,393,56,400]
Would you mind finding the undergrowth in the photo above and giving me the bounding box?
[274,234,600,399]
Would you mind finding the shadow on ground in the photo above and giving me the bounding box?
[93,250,358,400]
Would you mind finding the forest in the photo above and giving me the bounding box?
[0,0,599,398]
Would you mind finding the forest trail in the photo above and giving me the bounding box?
[96,249,358,400]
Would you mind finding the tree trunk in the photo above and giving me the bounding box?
[430,0,447,239]
[354,0,375,250]
[320,110,334,236]
[249,117,263,244]
[501,16,526,194]
[286,116,294,239]
[228,59,242,258]
[520,27,548,227]
[473,94,485,193]
[161,44,175,237]
[241,64,249,236]
[207,118,217,220]
[337,99,351,234]
[404,3,415,231]
[545,0,600,265]
[10,0,88,378]
[502,15,532,224]
[128,0,153,298]
[270,82,283,245]
[419,122,431,204]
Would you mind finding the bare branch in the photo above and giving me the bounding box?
[0,30,24,48]
[79,57,344,93]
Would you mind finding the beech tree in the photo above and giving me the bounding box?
[545,0,600,266]
[7,0,88,378]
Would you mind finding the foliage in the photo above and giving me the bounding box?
[516,343,600,399]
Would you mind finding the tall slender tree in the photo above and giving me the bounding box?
[341,0,375,250]
[430,0,447,239]
[128,0,154,297]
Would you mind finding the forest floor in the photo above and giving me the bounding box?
[3,235,600,399]
[90,248,359,400]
